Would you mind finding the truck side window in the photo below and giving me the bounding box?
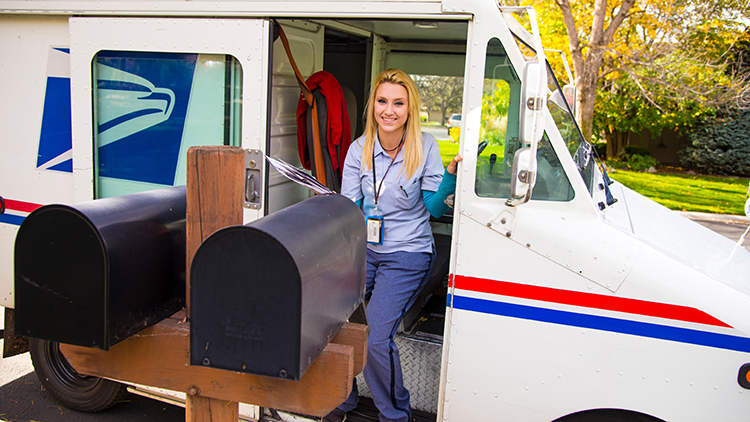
[92,51,242,198]
[475,38,573,201]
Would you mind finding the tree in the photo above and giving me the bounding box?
[525,0,750,157]
[596,2,750,156]
[412,75,464,124]
[551,0,636,144]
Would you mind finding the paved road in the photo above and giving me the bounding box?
[681,211,750,249]
[1,211,748,421]
[0,323,186,421]
[422,125,450,141]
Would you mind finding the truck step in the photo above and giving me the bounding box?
[346,397,436,422]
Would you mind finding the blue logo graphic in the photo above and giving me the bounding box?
[36,48,198,186]
[95,51,197,186]
[37,47,73,173]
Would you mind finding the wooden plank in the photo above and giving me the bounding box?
[186,146,245,315]
[2,308,29,358]
[332,322,368,376]
[186,394,239,422]
[59,315,365,417]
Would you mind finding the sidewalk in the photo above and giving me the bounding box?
[679,211,750,249]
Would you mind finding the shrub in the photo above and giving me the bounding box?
[624,145,650,157]
[592,142,607,159]
[679,110,750,176]
[606,149,658,172]
[449,127,461,143]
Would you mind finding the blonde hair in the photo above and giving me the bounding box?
[362,69,423,180]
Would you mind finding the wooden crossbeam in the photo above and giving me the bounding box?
[60,313,366,417]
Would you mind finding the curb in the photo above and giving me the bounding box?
[679,211,750,224]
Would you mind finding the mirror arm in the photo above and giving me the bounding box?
[505,170,535,207]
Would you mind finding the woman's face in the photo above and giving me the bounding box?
[373,82,409,137]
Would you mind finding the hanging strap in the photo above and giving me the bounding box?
[273,19,327,186]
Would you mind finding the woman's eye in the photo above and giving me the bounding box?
[377,99,386,104]
[395,101,404,106]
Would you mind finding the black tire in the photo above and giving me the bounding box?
[28,337,128,412]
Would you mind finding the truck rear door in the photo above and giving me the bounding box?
[69,18,270,225]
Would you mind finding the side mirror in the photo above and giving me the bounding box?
[563,84,576,113]
[519,61,546,145]
[509,60,545,207]
[507,147,536,206]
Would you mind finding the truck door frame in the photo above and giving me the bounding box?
[69,17,271,223]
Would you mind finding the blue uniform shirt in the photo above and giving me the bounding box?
[341,132,444,254]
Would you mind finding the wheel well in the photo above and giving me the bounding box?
[554,408,666,422]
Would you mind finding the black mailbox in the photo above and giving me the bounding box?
[190,194,366,381]
[14,186,186,350]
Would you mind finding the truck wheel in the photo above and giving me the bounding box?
[29,337,128,412]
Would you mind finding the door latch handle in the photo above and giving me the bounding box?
[244,149,263,210]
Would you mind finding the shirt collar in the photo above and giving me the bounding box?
[373,132,405,163]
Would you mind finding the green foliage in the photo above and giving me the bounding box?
[595,75,715,141]
[679,110,750,176]
[437,140,461,167]
[526,0,750,154]
[480,80,510,147]
[482,130,506,148]
[413,75,463,123]
[607,154,657,172]
[610,169,750,215]
[606,145,658,172]
[592,142,607,158]
[623,145,650,156]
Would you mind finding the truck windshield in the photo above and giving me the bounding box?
[545,61,597,194]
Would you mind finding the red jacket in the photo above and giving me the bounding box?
[296,71,352,174]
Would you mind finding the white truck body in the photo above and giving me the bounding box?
[2,1,750,421]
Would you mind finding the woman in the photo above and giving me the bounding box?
[326,69,461,422]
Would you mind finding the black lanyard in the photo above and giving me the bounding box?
[372,133,405,209]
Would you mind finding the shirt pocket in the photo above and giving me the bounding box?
[393,180,421,210]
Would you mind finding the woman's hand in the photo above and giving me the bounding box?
[447,155,463,175]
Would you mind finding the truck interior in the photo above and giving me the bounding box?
[279,17,470,338]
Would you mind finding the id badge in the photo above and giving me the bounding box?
[366,215,384,245]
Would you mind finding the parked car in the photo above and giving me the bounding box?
[447,113,461,133]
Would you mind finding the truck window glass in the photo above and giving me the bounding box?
[92,51,242,198]
[475,38,573,201]
[547,64,597,194]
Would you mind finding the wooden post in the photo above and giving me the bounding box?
[185,146,245,421]
[186,393,239,422]
[185,146,245,315]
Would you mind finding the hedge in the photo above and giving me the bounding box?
[679,110,750,176]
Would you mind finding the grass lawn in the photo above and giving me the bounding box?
[436,140,748,216]
[609,169,750,216]
[436,140,460,166]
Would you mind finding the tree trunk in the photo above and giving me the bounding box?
[576,49,605,143]
[554,0,636,142]
[604,128,629,158]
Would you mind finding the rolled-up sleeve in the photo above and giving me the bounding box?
[341,137,365,204]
